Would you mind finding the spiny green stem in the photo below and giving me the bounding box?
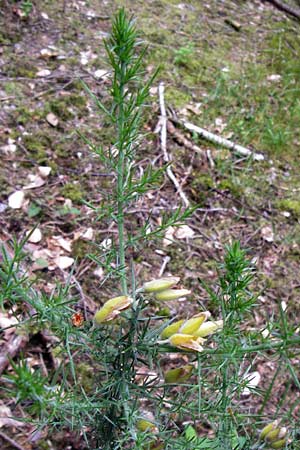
[116,60,127,296]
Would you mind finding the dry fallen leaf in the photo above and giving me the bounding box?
[52,256,74,270]
[8,190,25,209]
[26,228,42,243]
[1,140,17,154]
[93,267,104,278]
[163,226,175,247]
[40,12,49,20]
[81,227,94,240]
[38,166,52,177]
[32,248,54,263]
[0,403,25,428]
[23,174,45,190]
[36,68,51,77]
[100,238,112,250]
[175,225,195,240]
[94,69,109,80]
[52,236,72,252]
[80,50,97,66]
[46,112,59,127]
[261,225,274,243]
[0,312,19,339]
[40,47,59,59]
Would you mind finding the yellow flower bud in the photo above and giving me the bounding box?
[143,277,180,293]
[155,289,191,301]
[169,333,205,352]
[266,429,280,442]
[179,312,211,334]
[136,419,158,433]
[270,439,287,449]
[260,421,287,448]
[164,364,193,384]
[94,296,133,324]
[260,421,278,440]
[194,320,223,337]
[161,319,184,339]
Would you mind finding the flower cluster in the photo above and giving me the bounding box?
[260,421,288,449]
[160,311,223,353]
[93,277,223,446]
[144,277,223,388]
[143,277,191,301]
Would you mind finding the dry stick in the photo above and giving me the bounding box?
[158,255,171,277]
[0,431,26,450]
[182,121,264,161]
[265,0,300,20]
[158,82,190,208]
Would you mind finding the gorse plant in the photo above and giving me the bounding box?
[1,7,300,450]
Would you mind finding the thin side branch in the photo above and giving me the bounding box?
[157,82,190,208]
[182,121,264,161]
[265,0,300,20]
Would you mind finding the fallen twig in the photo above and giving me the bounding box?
[265,0,300,21]
[166,120,204,156]
[157,82,190,208]
[158,255,170,277]
[182,121,264,161]
[0,431,26,450]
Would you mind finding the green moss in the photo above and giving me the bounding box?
[66,93,87,108]
[164,87,192,109]
[47,99,74,121]
[76,362,94,393]
[192,173,214,190]
[61,183,84,203]
[4,81,23,97]
[276,199,300,218]
[7,60,36,78]
[23,133,52,163]
[71,238,93,261]
[218,178,242,198]
[46,94,87,121]
[0,28,21,44]
[13,106,43,126]
[190,173,214,203]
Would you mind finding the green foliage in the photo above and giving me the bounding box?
[60,182,84,203]
[174,44,195,68]
[20,1,33,17]
[1,7,300,450]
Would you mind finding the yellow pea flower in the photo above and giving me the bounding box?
[161,319,185,339]
[164,364,193,384]
[194,320,223,337]
[169,333,205,352]
[260,421,288,449]
[143,277,180,293]
[155,289,191,301]
[137,419,158,433]
[94,296,133,324]
[179,312,211,334]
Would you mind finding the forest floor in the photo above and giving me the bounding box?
[0,0,300,449]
